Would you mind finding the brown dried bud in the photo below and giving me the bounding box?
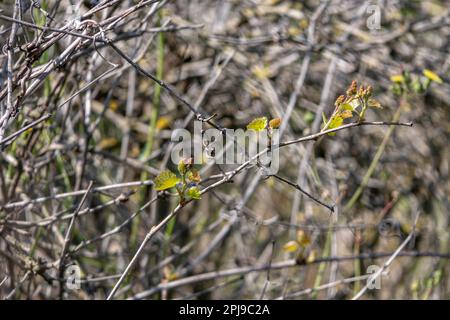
[347,80,357,96]
[269,118,281,129]
[358,86,365,97]
[335,95,345,106]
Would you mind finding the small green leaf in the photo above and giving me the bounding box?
[186,186,201,200]
[247,117,268,131]
[423,69,443,84]
[327,115,343,136]
[155,170,180,191]
[342,103,354,111]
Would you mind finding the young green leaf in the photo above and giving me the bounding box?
[327,115,343,136]
[186,186,201,200]
[247,117,268,131]
[154,170,180,191]
[342,103,354,111]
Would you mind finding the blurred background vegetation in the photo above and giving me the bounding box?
[0,0,449,299]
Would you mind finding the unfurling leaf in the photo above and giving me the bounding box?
[186,186,201,200]
[368,99,382,109]
[247,117,268,131]
[269,117,281,129]
[423,69,443,84]
[283,240,299,253]
[155,170,180,191]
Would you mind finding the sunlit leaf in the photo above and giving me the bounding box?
[423,69,443,84]
[154,170,180,191]
[327,115,343,136]
[186,186,201,200]
[342,103,354,111]
[283,240,299,253]
[247,117,268,131]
